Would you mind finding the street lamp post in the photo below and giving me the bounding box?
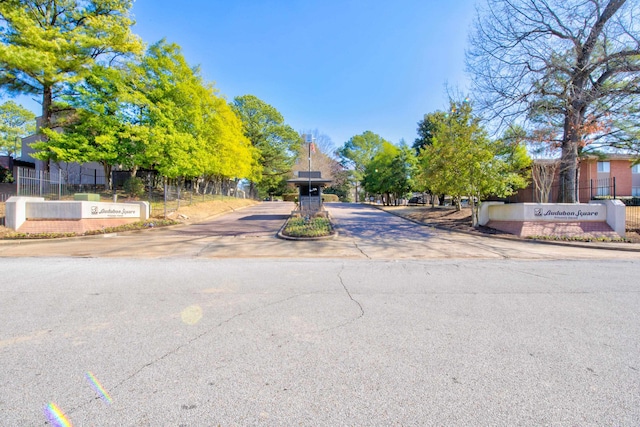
[304,134,314,216]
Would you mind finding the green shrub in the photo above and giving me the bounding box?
[282,217,332,237]
[321,194,339,202]
[123,176,145,198]
[0,166,13,183]
[282,193,298,202]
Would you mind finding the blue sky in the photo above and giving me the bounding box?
[131,0,478,149]
[14,0,479,150]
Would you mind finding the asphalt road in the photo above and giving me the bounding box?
[1,258,639,426]
[1,202,639,426]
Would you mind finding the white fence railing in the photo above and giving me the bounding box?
[16,167,70,200]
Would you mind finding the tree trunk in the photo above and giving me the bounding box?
[40,84,53,172]
[470,194,479,227]
[557,109,582,203]
[102,162,112,191]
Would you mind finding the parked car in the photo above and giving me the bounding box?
[408,196,426,205]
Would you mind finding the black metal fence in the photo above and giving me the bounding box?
[509,177,630,204]
[625,198,640,233]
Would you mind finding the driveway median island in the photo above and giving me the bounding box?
[278,215,336,240]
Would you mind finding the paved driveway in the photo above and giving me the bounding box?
[166,202,293,237]
[0,202,637,259]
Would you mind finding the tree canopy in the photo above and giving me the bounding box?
[231,94,301,197]
[0,0,143,132]
[0,99,34,155]
[362,141,417,205]
[413,111,447,155]
[35,40,256,188]
[0,3,305,197]
[467,0,640,202]
[417,99,531,224]
[337,131,388,202]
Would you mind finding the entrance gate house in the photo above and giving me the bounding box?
[287,171,332,216]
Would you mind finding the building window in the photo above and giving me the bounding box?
[597,161,610,173]
[632,164,640,174]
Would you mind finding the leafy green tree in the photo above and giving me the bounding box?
[231,94,301,198]
[37,40,256,190]
[201,92,258,184]
[322,169,351,201]
[337,130,386,202]
[419,99,531,225]
[413,111,447,155]
[0,100,35,156]
[0,0,143,136]
[413,111,451,204]
[133,40,257,187]
[33,64,144,186]
[362,141,417,205]
[135,41,206,179]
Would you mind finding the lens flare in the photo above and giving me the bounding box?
[181,305,203,325]
[44,402,72,427]
[86,371,113,403]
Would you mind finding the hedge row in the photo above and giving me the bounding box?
[282,193,340,202]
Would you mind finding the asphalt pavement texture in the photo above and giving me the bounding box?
[1,203,639,426]
[2,257,639,426]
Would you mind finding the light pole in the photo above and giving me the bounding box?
[304,134,314,216]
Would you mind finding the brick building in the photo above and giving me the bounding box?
[507,154,640,203]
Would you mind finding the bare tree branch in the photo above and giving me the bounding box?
[467,0,640,202]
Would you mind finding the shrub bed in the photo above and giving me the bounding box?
[282,216,332,238]
[2,219,178,240]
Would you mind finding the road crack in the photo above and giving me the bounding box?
[352,241,371,259]
[321,266,365,332]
